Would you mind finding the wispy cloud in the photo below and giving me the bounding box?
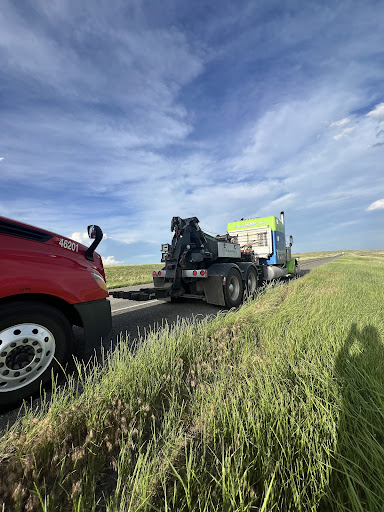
[1,0,384,259]
[330,118,350,128]
[333,126,356,140]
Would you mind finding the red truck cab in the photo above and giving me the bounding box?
[0,217,112,406]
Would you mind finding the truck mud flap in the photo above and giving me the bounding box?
[203,275,225,306]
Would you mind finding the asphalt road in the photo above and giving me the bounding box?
[0,255,342,430]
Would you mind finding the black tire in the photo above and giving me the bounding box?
[224,267,244,308]
[245,266,258,298]
[0,301,73,408]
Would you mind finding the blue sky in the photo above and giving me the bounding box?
[1,0,384,264]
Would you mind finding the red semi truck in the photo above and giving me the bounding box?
[0,217,112,406]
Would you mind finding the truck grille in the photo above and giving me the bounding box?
[228,226,272,258]
[0,218,53,242]
[252,231,268,247]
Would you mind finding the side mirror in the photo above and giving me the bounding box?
[88,225,98,239]
[289,235,293,247]
[85,225,103,261]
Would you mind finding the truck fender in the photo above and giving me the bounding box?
[207,262,240,278]
[204,263,241,306]
[235,262,258,280]
[285,257,296,274]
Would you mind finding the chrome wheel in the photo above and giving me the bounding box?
[0,323,55,392]
[247,269,258,295]
[228,276,241,301]
[224,267,244,308]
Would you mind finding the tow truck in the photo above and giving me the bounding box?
[110,211,299,308]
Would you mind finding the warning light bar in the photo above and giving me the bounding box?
[182,269,208,278]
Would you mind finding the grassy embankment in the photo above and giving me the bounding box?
[105,264,162,289]
[293,249,384,261]
[1,252,384,511]
[292,250,346,261]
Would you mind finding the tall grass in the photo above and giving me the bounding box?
[1,253,384,511]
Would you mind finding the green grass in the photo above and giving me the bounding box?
[105,264,162,289]
[1,252,384,511]
[292,249,346,261]
[293,249,384,261]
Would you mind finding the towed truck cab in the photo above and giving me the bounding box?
[0,217,112,406]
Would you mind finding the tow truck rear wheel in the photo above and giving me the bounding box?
[245,266,258,298]
[224,268,244,308]
[0,301,72,407]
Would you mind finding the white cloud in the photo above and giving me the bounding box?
[0,1,204,173]
[331,219,360,229]
[70,231,107,243]
[268,193,296,208]
[367,199,384,211]
[330,118,350,128]
[104,231,142,245]
[102,255,125,265]
[232,89,361,175]
[70,232,89,244]
[333,126,356,140]
[0,157,4,161]
[367,103,384,121]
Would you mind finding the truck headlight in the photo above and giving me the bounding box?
[91,273,108,292]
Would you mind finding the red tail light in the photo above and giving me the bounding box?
[200,270,205,276]
[193,270,197,276]
[153,271,157,276]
